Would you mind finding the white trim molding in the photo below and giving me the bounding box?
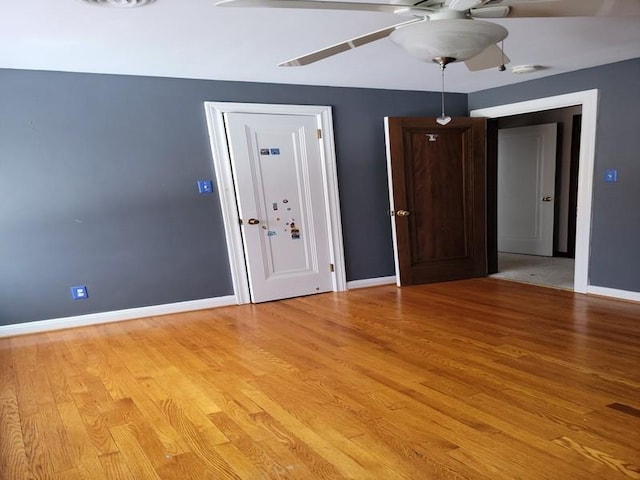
[347,276,397,290]
[471,89,599,294]
[587,286,640,303]
[383,117,402,288]
[0,296,237,338]
[204,101,347,304]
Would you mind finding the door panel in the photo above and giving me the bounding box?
[497,123,557,256]
[386,117,487,285]
[224,112,333,303]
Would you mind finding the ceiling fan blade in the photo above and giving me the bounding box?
[279,18,425,66]
[464,43,510,71]
[481,0,640,18]
[216,0,435,14]
[469,6,511,18]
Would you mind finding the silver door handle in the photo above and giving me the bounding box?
[541,197,553,202]
[247,218,260,225]
[396,210,411,216]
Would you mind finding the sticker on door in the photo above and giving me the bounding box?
[290,222,301,239]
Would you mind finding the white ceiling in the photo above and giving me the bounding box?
[1,0,639,93]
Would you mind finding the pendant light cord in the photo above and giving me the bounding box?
[440,63,446,118]
[499,40,506,71]
[434,58,452,125]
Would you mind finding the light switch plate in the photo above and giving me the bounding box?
[197,180,213,193]
[604,169,618,183]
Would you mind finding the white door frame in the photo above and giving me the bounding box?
[204,102,347,304]
[471,89,598,294]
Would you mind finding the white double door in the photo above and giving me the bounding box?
[223,111,336,303]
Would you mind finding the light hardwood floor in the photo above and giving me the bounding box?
[1,278,639,479]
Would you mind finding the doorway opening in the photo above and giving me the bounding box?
[471,89,598,294]
[490,107,582,291]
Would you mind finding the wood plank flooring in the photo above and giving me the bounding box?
[1,278,639,479]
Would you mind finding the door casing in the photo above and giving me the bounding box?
[471,89,599,294]
[204,102,347,304]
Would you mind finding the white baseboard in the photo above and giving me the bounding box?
[0,296,237,338]
[586,286,640,303]
[3,283,635,338]
[347,275,396,290]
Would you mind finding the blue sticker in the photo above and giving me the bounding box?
[267,230,277,237]
[270,148,280,155]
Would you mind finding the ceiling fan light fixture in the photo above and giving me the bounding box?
[390,19,508,64]
[82,0,157,7]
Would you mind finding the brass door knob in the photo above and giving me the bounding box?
[247,218,260,225]
[396,210,411,216]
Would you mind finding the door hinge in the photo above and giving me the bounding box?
[329,263,335,272]
[317,129,322,139]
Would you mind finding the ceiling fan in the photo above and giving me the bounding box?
[215,0,639,71]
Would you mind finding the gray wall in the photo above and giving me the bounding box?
[0,68,467,325]
[470,58,640,292]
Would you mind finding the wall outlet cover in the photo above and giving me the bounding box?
[197,180,213,193]
[71,286,89,300]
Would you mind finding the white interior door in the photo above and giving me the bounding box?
[224,112,334,303]
[498,123,558,256]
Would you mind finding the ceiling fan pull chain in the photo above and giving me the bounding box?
[436,62,452,125]
[440,63,446,117]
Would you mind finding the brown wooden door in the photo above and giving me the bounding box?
[385,117,487,285]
